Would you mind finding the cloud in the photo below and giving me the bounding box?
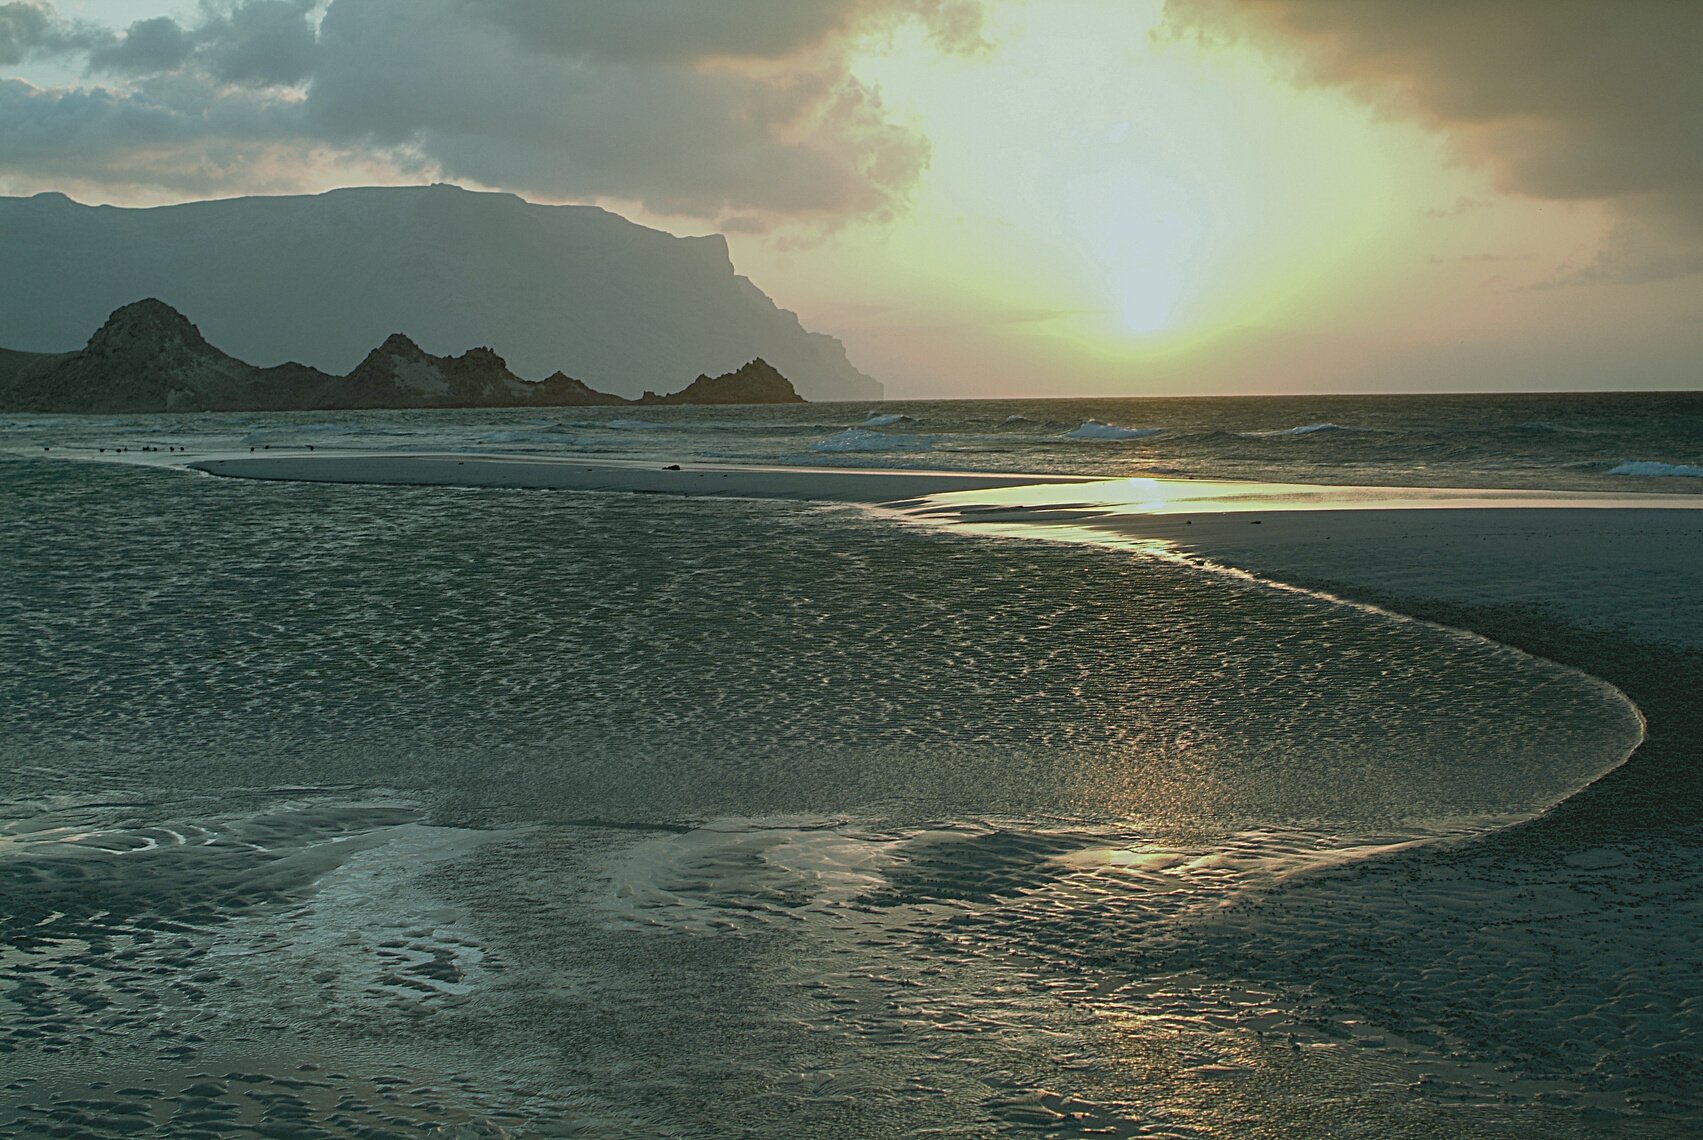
[307,0,942,224]
[85,2,317,83]
[0,0,982,229]
[0,71,319,196]
[87,17,191,75]
[0,1,108,65]
[1166,0,1703,281]
[200,0,319,86]
[457,0,985,64]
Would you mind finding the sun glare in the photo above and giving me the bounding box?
[746,0,1446,383]
[1114,269,1182,335]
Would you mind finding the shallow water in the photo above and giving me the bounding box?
[7,388,1703,493]
[4,454,1680,1135]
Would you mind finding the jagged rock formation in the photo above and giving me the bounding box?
[0,300,806,413]
[0,184,880,400]
[636,359,805,405]
[346,333,530,406]
[0,299,260,413]
[532,371,630,407]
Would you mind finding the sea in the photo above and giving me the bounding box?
[2,391,1701,1137]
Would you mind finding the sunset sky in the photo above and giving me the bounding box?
[3,0,1699,397]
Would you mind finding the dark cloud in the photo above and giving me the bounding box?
[0,71,306,192]
[306,0,957,225]
[0,2,60,64]
[0,1,107,64]
[85,1,316,85]
[0,0,979,229]
[87,17,191,75]
[201,0,318,86]
[1167,0,1703,280]
[457,0,984,63]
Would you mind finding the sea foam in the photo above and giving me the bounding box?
[1247,422,1362,438]
[810,427,935,453]
[1608,460,1703,478]
[1063,419,1162,441]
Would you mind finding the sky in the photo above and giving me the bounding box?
[2,0,1700,397]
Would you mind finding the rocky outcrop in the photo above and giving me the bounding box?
[531,371,630,407]
[636,359,805,405]
[0,299,257,413]
[344,333,537,407]
[0,185,882,400]
[0,299,809,412]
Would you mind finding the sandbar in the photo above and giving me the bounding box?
[190,451,1094,501]
[898,480,1703,646]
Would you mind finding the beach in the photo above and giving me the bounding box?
[7,2,1696,1130]
[6,411,1703,1136]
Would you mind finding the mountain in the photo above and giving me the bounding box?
[0,299,806,412]
[0,184,880,401]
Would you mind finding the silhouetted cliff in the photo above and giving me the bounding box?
[636,359,804,405]
[0,185,880,400]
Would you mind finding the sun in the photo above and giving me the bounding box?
[1115,268,1184,335]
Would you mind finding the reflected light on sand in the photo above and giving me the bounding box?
[906,473,1703,520]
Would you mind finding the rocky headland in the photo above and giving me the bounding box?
[0,299,806,413]
[0,185,880,400]
[635,358,804,406]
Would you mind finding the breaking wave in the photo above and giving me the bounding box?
[1063,419,1163,441]
[1245,422,1365,438]
[1607,460,1703,478]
